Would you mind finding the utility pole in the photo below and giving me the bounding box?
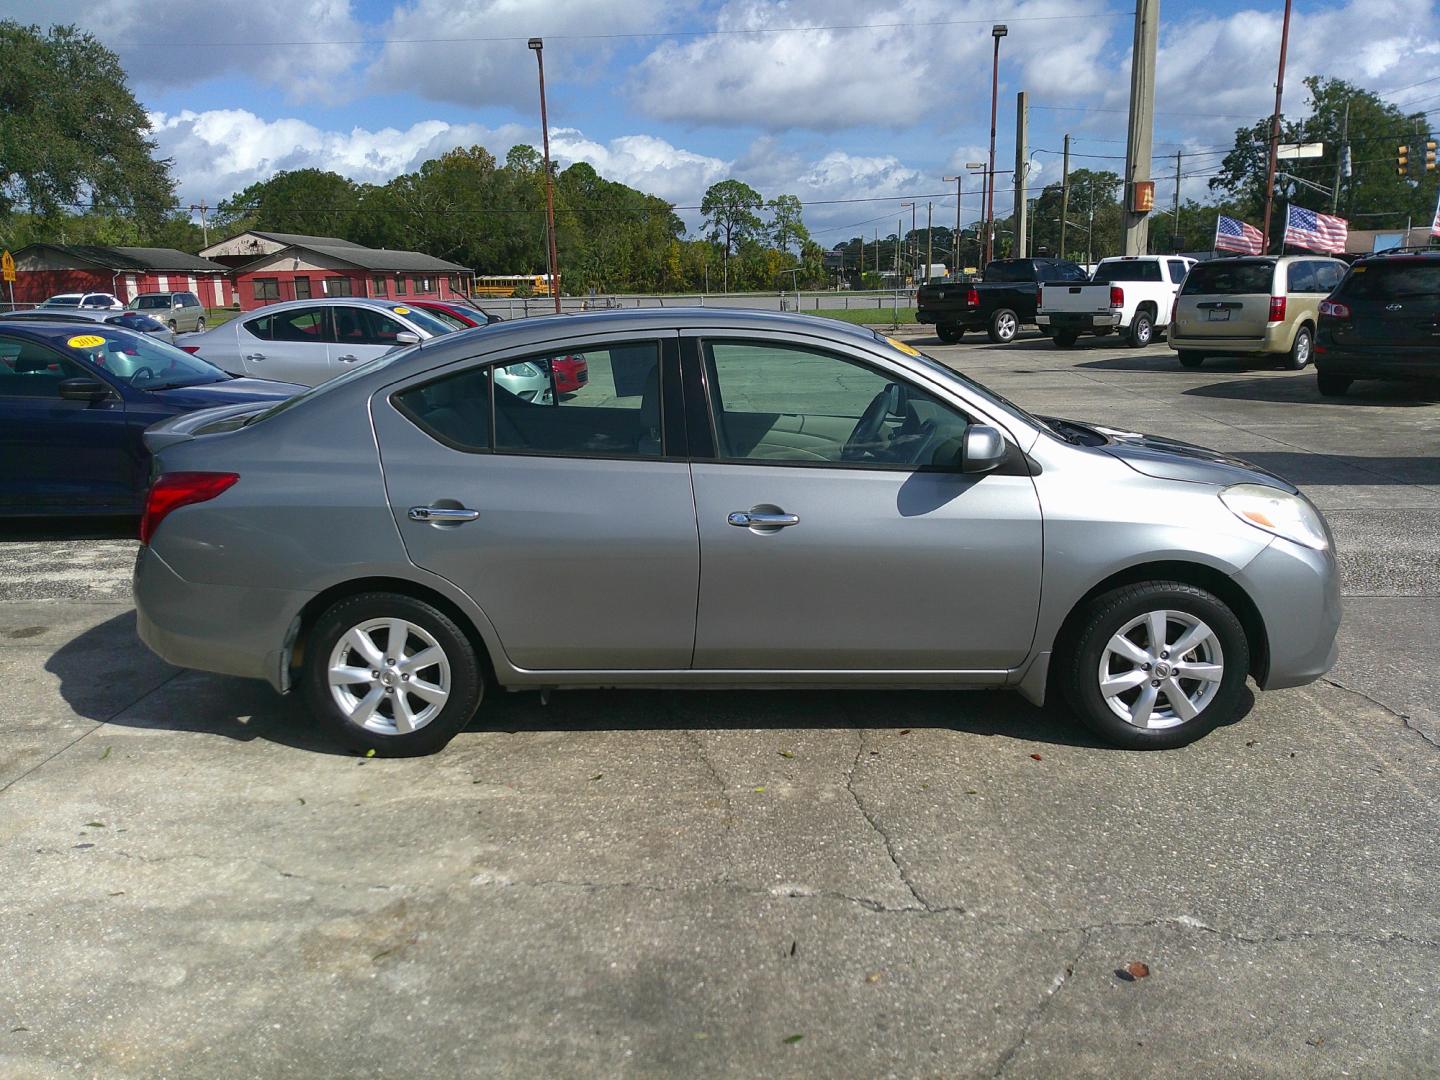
[528,38,562,313]
[942,175,963,274]
[1332,98,1350,213]
[188,202,210,248]
[1013,91,1029,257]
[1172,150,1182,248]
[1059,134,1071,260]
[1122,0,1158,255]
[1260,0,1294,251]
[986,24,1008,266]
[925,202,933,283]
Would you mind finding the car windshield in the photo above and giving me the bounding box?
[1181,261,1273,295]
[131,295,171,310]
[413,306,471,332]
[1091,261,1163,283]
[60,327,231,390]
[1339,261,1440,299]
[107,312,168,332]
[245,342,425,426]
[875,334,1043,433]
[42,296,81,308]
[387,305,455,337]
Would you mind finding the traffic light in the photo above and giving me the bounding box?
[1398,144,1410,176]
[1427,140,1437,172]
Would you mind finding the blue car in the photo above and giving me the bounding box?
[0,319,302,517]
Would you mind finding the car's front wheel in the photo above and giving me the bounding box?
[167,320,178,332]
[1059,581,1250,749]
[195,317,206,333]
[303,592,483,756]
[988,308,1018,343]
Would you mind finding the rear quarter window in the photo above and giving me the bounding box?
[1181,261,1274,296]
[1337,261,1440,299]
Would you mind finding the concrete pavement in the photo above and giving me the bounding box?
[2,330,1437,1078]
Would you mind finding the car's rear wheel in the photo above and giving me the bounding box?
[195,317,206,333]
[1317,371,1352,397]
[1127,309,1155,348]
[1284,324,1313,370]
[303,592,483,756]
[1052,330,1079,347]
[167,320,178,332]
[1059,581,1250,749]
[988,309,1018,343]
[1177,351,1204,368]
[936,323,962,344]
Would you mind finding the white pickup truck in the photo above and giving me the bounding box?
[1036,255,1195,348]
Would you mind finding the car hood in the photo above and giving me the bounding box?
[1062,420,1298,492]
[146,377,304,408]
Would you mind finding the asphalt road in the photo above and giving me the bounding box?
[2,330,1438,1079]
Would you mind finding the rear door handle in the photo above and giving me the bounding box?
[409,506,481,523]
[728,510,799,528]
[245,352,266,361]
[337,354,362,363]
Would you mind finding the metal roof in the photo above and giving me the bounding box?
[239,242,471,273]
[16,244,230,273]
[249,231,365,249]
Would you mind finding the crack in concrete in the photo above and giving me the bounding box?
[684,729,737,887]
[842,731,939,912]
[991,930,1089,1079]
[1324,676,1440,752]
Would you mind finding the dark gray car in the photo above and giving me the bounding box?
[133,309,1340,755]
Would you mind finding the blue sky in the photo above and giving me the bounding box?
[9,0,1439,244]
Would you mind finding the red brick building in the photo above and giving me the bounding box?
[201,231,474,312]
[8,244,234,308]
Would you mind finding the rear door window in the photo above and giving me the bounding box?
[1167,259,1190,283]
[333,306,409,346]
[1181,261,1274,295]
[245,306,332,343]
[1287,262,1320,293]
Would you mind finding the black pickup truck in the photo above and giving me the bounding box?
[916,258,1089,343]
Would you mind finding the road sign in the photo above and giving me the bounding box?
[1276,142,1324,160]
[1,250,14,283]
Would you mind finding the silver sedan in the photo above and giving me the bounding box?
[133,309,1339,756]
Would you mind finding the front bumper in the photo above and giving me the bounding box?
[1037,312,1120,331]
[1233,537,1341,690]
[134,545,307,692]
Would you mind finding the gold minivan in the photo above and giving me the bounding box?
[1169,255,1348,369]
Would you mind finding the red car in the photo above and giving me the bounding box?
[408,300,587,393]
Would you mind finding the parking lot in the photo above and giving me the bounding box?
[3,330,1438,1078]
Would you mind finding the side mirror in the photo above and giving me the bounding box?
[394,331,420,345]
[58,378,111,403]
[960,424,1008,474]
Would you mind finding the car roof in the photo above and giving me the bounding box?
[246,296,431,311]
[0,317,145,345]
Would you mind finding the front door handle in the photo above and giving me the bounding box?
[245,352,266,361]
[337,354,362,363]
[409,506,481,524]
[728,510,799,528]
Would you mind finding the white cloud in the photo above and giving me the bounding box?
[366,0,686,109]
[629,0,1116,132]
[11,0,365,103]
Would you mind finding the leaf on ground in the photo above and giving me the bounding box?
[1306,1036,1325,1047]
[753,786,766,793]
[1029,753,1043,761]
[297,797,306,805]
[865,971,885,984]
[83,822,105,828]
[589,773,603,781]
[99,746,111,760]
[1123,961,1150,980]
[899,729,911,735]
[365,749,377,758]
[778,750,794,759]
[965,789,978,795]
[782,1034,804,1045]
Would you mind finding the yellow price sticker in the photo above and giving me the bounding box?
[66,334,107,349]
[392,306,411,314]
[885,336,922,357]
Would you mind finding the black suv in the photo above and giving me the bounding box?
[1315,250,1440,396]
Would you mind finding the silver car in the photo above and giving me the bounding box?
[1,308,176,343]
[134,309,1339,756]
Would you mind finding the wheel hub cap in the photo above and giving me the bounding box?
[1098,609,1224,730]
[327,618,451,735]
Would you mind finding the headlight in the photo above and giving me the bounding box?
[1220,484,1329,550]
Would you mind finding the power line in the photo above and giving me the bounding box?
[109,10,1136,48]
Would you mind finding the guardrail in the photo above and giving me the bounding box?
[486,289,918,320]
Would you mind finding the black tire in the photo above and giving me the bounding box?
[1058,581,1250,750]
[988,308,1019,343]
[1177,351,1203,368]
[936,323,962,344]
[1127,309,1155,348]
[1283,324,1313,370]
[1052,330,1080,347]
[303,592,483,756]
[167,320,178,332]
[1317,371,1352,397]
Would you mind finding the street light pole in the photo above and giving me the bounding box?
[1260,0,1293,251]
[528,37,562,315]
[986,24,1008,267]
[943,174,963,274]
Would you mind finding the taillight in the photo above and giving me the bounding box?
[1268,295,1286,322]
[964,286,979,307]
[1036,284,1044,309]
[1109,285,1124,309]
[1318,299,1351,318]
[180,345,201,354]
[140,472,238,545]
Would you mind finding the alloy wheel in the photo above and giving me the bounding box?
[327,618,452,734]
[1097,609,1224,730]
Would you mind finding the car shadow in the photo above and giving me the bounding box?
[1184,376,1440,407]
[47,611,1148,755]
[1229,452,1440,486]
[0,515,138,541]
[1077,353,1268,373]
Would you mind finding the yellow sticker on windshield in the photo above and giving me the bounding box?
[885,336,922,357]
[66,334,106,349]
[392,306,411,314]
[1351,264,1367,272]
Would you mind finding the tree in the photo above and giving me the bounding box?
[701,179,763,290]
[0,21,174,226]
[213,169,362,241]
[767,194,809,254]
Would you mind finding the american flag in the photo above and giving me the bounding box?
[1284,204,1348,254]
[1431,187,1440,238]
[1215,214,1264,255]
